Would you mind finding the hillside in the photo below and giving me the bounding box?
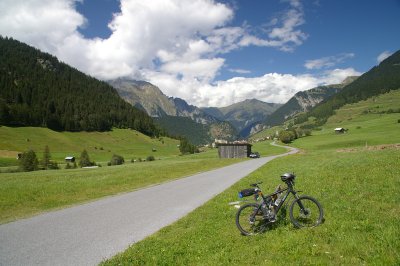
[295,49,400,127]
[154,116,237,145]
[154,116,210,145]
[108,79,177,117]
[0,127,180,166]
[243,76,358,137]
[0,37,160,136]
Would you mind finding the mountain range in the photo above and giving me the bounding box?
[108,77,361,140]
[2,36,398,146]
[108,78,284,142]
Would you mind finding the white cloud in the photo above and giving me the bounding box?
[145,67,362,107]
[228,68,251,74]
[1,0,358,108]
[377,50,392,63]
[305,53,355,70]
[0,0,85,52]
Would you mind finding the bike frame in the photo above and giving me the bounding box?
[255,181,304,217]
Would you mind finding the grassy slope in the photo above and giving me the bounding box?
[102,91,400,265]
[0,127,180,167]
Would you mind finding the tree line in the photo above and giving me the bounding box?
[0,36,162,137]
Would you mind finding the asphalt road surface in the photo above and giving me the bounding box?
[0,146,297,266]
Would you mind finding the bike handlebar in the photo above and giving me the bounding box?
[250,181,263,187]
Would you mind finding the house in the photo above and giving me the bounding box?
[217,143,252,158]
[65,156,75,163]
[334,128,346,134]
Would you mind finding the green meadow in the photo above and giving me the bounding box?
[0,127,286,224]
[0,127,180,167]
[102,91,400,265]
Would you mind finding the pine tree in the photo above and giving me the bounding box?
[19,150,39,171]
[79,149,93,167]
[42,145,51,169]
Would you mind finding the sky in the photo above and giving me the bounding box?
[1,0,399,107]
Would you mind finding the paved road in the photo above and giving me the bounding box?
[0,146,297,266]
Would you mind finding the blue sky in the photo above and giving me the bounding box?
[1,0,399,107]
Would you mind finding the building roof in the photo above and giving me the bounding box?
[217,143,252,146]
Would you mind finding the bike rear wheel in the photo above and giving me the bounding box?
[289,195,323,228]
[235,203,265,235]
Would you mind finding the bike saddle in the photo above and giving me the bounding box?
[280,173,295,182]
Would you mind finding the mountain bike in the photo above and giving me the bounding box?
[235,173,323,235]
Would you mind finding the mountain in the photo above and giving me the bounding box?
[107,79,176,117]
[241,76,358,136]
[202,99,281,133]
[109,78,221,124]
[109,78,238,143]
[267,76,358,126]
[295,50,400,127]
[0,37,160,136]
[154,116,237,145]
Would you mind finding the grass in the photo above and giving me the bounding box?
[0,127,180,166]
[0,126,288,224]
[0,152,244,224]
[101,92,400,265]
[102,149,400,265]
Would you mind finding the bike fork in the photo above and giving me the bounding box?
[293,193,308,215]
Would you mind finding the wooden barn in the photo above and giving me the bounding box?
[217,143,252,158]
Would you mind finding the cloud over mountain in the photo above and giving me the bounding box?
[0,0,362,107]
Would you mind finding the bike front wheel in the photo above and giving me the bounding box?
[235,203,265,235]
[289,195,323,228]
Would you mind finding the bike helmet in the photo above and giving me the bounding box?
[281,172,295,182]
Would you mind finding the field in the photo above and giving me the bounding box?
[0,127,180,168]
[102,91,400,265]
[0,129,286,224]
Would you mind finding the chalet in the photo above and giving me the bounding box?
[334,128,346,134]
[217,143,252,158]
[65,156,75,163]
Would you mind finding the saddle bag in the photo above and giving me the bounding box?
[238,188,256,198]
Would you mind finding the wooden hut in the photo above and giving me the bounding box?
[217,143,252,158]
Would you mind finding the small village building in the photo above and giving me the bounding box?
[217,143,252,158]
[65,156,75,163]
[334,128,346,134]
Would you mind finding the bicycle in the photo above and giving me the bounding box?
[235,173,324,235]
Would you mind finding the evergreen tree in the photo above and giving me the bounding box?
[19,150,39,171]
[179,138,199,155]
[79,149,94,167]
[42,145,51,169]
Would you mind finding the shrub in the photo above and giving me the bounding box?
[109,154,124,166]
[146,155,155,161]
[79,149,95,167]
[278,130,295,144]
[19,150,39,171]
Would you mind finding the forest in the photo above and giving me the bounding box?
[0,37,162,137]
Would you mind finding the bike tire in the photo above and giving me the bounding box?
[289,195,323,228]
[235,203,265,236]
